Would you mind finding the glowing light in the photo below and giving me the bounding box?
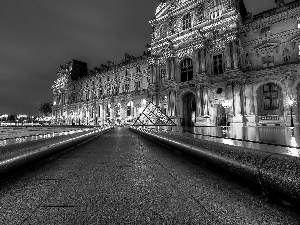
[288,99,294,106]
[221,100,231,109]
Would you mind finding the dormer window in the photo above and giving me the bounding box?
[182,13,192,30]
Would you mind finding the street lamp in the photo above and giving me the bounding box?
[288,99,294,127]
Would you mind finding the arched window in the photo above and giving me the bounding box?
[182,13,191,30]
[181,58,193,82]
[127,101,133,116]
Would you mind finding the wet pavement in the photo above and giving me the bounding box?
[0,127,299,224]
[155,126,300,157]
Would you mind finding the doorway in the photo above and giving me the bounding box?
[182,92,196,127]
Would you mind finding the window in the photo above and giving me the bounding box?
[213,54,224,75]
[283,48,290,62]
[262,54,274,68]
[263,83,279,110]
[210,0,223,20]
[181,58,193,82]
[161,69,166,81]
[98,89,103,98]
[127,102,133,116]
[106,104,110,117]
[125,83,130,93]
[135,81,140,90]
[182,13,191,30]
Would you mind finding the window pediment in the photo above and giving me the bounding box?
[290,34,300,43]
[254,41,280,52]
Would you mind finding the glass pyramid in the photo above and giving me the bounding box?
[133,101,177,126]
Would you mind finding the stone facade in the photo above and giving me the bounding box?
[52,0,300,127]
[52,56,151,126]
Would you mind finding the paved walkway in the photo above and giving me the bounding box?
[0,127,299,224]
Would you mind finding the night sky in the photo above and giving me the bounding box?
[0,0,294,115]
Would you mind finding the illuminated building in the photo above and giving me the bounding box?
[52,55,151,125]
[52,0,300,127]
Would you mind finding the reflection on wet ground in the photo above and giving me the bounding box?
[150,126,300,157]
[0,127,93,146]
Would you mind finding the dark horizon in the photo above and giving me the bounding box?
[0,0,293,115]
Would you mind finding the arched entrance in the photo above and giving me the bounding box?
[256,82,283,116]
[182,92,196,127]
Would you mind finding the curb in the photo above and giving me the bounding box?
[0,127,113,178]
[130,127,300,205]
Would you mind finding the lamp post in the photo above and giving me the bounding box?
[288,99,294,127]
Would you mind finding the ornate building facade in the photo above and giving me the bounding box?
[52,0,300,127]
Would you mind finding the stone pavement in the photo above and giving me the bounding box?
[0,127,299,224]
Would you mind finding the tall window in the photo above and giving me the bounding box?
[213,54,224,75]
[210,0,222,20]
[135,81,140,90]
[98,88,103,97]
[106,104,110,117]
[181,58,193,82]
[125,83,130,93]
[161,68,166,81]
[283,48,291,62]
[263,83,279,110]
[182,13,191,30]
[127,101,133,116]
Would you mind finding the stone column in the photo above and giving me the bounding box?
[170,58,175,80]
[253,93,258,116]
[170,91,176,117]
[244,83,255,115]
[152,65,157,84]
[166,60,170,80]
[200,49,206,72]
[203,88,209,115]
[225,43,232,70]
[167,91,171,116]
[234,84,242,115]
[196,87,202,117]
[233,41,239,69]
[194,51,200,74]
